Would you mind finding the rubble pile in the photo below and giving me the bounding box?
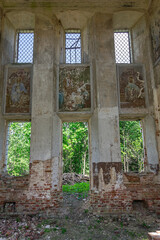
[62,173,89,185]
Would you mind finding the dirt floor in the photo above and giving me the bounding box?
[0,193,160,240]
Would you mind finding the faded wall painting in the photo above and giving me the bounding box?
[151,15,160,64]
[117,65,145,108]
[59,66,91,112]
[4,65,32,114]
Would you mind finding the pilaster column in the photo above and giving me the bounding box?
[89,13,122,192]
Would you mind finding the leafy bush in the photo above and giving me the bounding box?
[63,122,89,174]
[119,121,144,172]
[6,121,144,176]
[7,122,31,176]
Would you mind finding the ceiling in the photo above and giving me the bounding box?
[0,0,152,12]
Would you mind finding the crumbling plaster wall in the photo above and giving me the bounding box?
[88,13,127,213]
[0,2,160,214]
[88,10,160,214]
[131,14,159,172]
[30,13,63,191]
[149,1,160,166]
[0,11,64,213]
[0,12,15,173]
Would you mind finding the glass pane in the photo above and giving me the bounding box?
[17,31,34,63]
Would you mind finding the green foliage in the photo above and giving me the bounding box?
[7,122,31,176]
[119,121,144,172]
[61,228,67,234]
[63,122,89,174]
[62,182,89,193]
[6,120,144,176]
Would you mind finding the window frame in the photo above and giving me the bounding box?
[65,29,82,64]
[4,120,31,176]
[114,29,133,64]
[119,119,145,173]
[15,29,34,64]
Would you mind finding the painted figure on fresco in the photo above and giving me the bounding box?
[11,77,27,105]
[59,67,91,112]
[136,72,144,98]
[125,72,144,102]
[125,76,140,102]
[5,67,31,114]
[118,66,145,108]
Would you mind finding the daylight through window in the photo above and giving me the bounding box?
[62,122,89,175]
[65,30,81,64]
[6,122,31,176]
[119,120,144,173]
[62,122,89,195]
[114,30,131,63]
[17,30,34,63]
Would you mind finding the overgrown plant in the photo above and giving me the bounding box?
[7,122,31,176]
[63,122,89,174]
[6,121,144,176]
[119,120,144,172]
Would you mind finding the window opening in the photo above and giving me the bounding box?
[62,122,89,196]
[65,30,81,64]
[6,122,31,176]
[16,30,34,63]
[119,120,144,172]
[114,30,132,63]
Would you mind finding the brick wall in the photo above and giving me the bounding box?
[90,172,160,214]
[0,159,63,214]
[0,161,160,215]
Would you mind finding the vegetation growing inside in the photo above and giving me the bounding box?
[6,120,144,176]
[62,182,89,193]
[62,182,89,198]
[7,122,31,176]
[119,120,144,172]
[63,122,89,175]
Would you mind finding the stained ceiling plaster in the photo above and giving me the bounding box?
[0,0,151,12]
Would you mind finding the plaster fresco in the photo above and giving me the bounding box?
[5,65,32,114]
[117,65,145,108]
[59,66,91,112]
[151,15,160,64]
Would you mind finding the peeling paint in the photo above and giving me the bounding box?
[93,162,123,191]
[59,66,91,111]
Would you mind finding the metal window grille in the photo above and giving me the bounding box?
[65,30,81,64]
[17,30,34,63]
[114,31,131,63]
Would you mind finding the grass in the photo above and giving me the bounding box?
[62,182,89,193]
[61,228,67,234]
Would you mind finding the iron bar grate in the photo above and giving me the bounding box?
[65,30,81,64]
[114,31,131,63]
[17,30,34,63]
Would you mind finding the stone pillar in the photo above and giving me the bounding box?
[89,14,130,213]
[142,115,159,173]
[0,14,15,173]
[28,15,62,213]
[149,5,160,167]
[132,15,159,171]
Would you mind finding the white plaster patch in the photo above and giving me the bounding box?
[27,191,51,200]
[52,157,59,189]
[115,173,126,190]
[97,166,125,192]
